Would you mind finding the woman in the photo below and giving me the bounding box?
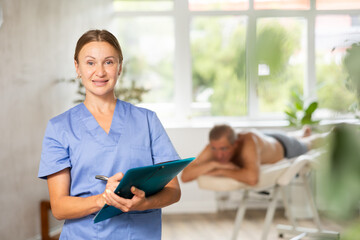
[38,29,181,239]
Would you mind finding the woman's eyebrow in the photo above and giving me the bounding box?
[83,56,118,61]
[84,56,116,59]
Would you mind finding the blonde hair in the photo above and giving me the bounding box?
[74,29,123,63]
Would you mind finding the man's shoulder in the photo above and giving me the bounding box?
[237,128,262,136]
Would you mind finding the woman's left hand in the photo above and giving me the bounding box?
[104,182,149,212]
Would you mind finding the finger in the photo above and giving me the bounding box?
[131,186,145,198]
[106,182,119,192]
[104,192,127,211]
[102,193,108,205]
[108,172,124,182]
[105,189,132,212]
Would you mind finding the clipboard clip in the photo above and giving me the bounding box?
[145,165,164,181]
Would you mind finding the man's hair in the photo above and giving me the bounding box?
[209,124,236,144]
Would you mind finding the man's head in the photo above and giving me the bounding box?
[209,124,237,163]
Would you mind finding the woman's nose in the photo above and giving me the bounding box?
[96,65,106,77]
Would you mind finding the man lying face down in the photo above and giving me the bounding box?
[181,124,327,186]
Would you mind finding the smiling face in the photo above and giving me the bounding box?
[210,136,236,163]
[74,41,122,99]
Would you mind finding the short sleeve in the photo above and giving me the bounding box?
[149,112,180,164]
[38,120,71,179]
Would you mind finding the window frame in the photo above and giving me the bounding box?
[113,0,360,124]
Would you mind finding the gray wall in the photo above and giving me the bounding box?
[0,1,113,239]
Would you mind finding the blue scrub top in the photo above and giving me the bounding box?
[38,100,180,240]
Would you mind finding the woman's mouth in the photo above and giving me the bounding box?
[92,79,109,87]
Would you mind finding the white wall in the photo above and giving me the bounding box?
[0,1,113,239]
[164,127,218,214]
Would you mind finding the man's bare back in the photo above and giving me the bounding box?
[235,130,285,165]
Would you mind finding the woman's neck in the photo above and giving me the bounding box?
[83,94,117,114]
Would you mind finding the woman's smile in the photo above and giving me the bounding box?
[92,79,109,87]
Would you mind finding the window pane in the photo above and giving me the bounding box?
[317,0,360,10]
[191,17,247,117]
[316,15,360,114]
[114,17,174,104]
[254,0,309,10]
[256,18,306,114]
[114,0,173,11]
[189,0,249,11]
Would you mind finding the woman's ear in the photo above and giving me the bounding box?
[74,60,80,77]
[118,63,123,76]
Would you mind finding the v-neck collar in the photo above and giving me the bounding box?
[80,100,126,146]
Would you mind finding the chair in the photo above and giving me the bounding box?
[40,200,60,240]
[197,150,340,240]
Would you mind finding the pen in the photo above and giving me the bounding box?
[95,175,109,181]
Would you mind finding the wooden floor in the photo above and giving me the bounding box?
[162,209,344,240]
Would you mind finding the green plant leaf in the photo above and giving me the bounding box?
[305,101,318,115]
[295,102,303,111]
[284,110,297,119]
[285,89,318,127]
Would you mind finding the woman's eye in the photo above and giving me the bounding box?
[87,61,94,66]
[105,61,113,65]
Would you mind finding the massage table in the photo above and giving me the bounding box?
[197,150,340,240]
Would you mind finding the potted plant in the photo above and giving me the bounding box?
[284,89,319,128]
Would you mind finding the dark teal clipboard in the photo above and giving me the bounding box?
[93,157,194,223]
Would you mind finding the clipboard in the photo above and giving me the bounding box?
[93,157,194,223]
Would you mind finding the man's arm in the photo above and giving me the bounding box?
[181,145,214,182]
[207,133,261,186]
[181,145,238,182]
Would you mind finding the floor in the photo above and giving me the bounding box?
[162,209,344,240]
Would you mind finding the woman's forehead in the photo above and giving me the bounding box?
[79,41,119,59]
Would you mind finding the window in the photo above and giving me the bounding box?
[113,0,360,123]
[114,0,173,11]
[254,0,309,10]
[112,0,176,119]
[115,17,174,103]
[191,16,247,116]
[316,15,360,113]
[316,0,360,10]
[189,0,248,11]
[256,17,306,115]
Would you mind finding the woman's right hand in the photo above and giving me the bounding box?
[100,172,124,205]
[106,172,124,192]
